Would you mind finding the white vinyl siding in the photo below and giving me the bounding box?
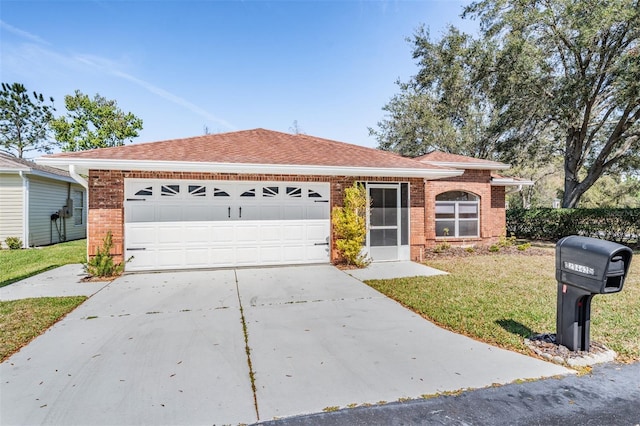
[28,176,86,246]
[0,174,25,248]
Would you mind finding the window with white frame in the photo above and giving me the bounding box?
[72,190,84,226]
[435,191,479,237]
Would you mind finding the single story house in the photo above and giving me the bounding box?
[0,152,87,248]
[37,129,529,271]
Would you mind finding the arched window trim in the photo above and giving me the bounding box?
[435,190,480,238]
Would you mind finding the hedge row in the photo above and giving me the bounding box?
[506,208,640,247]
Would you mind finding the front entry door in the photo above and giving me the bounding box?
[368,184,408,261]
[367,184,400,261]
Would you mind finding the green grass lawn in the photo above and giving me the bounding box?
[0,239,87,287]
[366,250,640,363]
[0,296,87,362]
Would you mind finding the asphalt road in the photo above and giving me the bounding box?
[259,362,640,426]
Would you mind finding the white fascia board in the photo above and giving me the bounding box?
[0,166,30,173]
[36,158,465,179]
[0,166,77,183]
[491,177,535,186]
[423,161,510,171]
[28,169,78,184]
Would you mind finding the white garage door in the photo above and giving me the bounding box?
[124,179,330,271]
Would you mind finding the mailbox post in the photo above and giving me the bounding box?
[556,236,633,352]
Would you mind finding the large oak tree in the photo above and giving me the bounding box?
[372,0,639,208]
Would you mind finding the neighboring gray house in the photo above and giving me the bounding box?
[0,152,86,248]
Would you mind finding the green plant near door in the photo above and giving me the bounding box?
[84,231,130,277]
[332,182,370,267]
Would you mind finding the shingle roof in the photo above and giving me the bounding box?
[415,151,509,170]
[43,128,442,170]
[0,152,72,178]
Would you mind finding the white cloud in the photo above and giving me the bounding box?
[1,21,236,131]
[0,20,50,45]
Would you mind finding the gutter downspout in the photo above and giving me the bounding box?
[68,165,89,261]
[18,171,29,248]
[68,165,88,190]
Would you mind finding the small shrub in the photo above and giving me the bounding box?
[465,246,476,253]
[497,233,517,248]
[516,242,531,251]
[84,231,130,277]
[5,237,23,250]
[489,244,501,252]
[332,183,370,267]
[433,241,451,253]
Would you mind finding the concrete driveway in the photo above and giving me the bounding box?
[1,265,571,425]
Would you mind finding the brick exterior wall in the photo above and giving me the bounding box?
[425,169,506,248]
[87,170,426,264]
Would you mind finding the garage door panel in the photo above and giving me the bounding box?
[236,246,260,264]
[259,246,283,263]
[282,245,306,261]
[183,225,211,244]
[283,206,304,220]
[158,226,186,244]
[236,224,260,242]
[260,225,282,242]
[187,206,214,221]
[158,206,184,222]
[126,251,157,271]
[306,222,330,240]
[282,224,304,241]
[157,249,186,268]
[210,247,236,264]
[127,225,157,245]
[124,180,330,271]
[307,244,330,261]
[185,248,210,267]
[211,226,234,243]
[307,205,329,220]
[258,206,281,220]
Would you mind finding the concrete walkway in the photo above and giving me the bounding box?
[0,264,109,301]
[345,260,447,281]
[0,264,572,425]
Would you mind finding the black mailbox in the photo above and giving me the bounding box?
[556,236,632,294]
[556,236,633,352]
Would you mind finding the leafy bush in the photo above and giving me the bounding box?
[433,241,451,253]
[332,183,370,267]
[5,237,23,250]
[507,208,639,247]
[84,231,129,277]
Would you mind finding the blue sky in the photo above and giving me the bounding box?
[1,0,476,155]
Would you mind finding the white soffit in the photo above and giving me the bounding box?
[422,160,510,171]
[491,177,535,186]
[35,158,465,180]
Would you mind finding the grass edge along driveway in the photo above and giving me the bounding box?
[0,296,87,362]
[366,251,639,363]
[1,240,88,361]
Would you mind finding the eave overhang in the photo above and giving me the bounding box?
[422,161,510,171]
[35,158,465,180]
[491,177,535,186]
